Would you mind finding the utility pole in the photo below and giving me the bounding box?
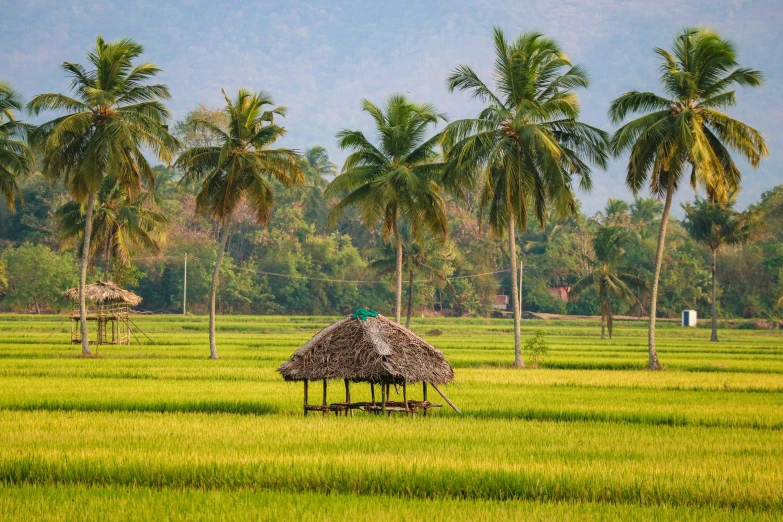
[183,253,187,315]
[518,256,523,319]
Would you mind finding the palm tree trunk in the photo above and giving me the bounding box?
[509,219,524,368]
[405,269,414,329]
[711,247,718,342]
[393,218,403,324]
[104,238,111,278]
[209,215,232,359]
[79,191,96,356]
[601,311,606,340]
[647,177,675,370]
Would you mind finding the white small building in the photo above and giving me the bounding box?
[681,310,698,327]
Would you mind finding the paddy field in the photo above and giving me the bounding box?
[0,315,781,520]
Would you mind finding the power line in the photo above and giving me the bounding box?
[131,254,514,285]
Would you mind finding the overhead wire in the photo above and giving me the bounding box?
[130,254,515,285]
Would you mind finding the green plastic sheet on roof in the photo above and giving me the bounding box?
[351,308,379,321]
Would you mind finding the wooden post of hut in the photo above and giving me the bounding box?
[303,379,309,416]
[344,379,352,417]
[423,382,428,416]
[322,379,328,416]
[278,310,458,417]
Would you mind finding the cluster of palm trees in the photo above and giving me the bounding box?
[0,27,767,369]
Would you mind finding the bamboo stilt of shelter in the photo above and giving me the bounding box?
[344,379,353,417]
[303,379,309,416]
[431,382,461,414]
[322,379,328,416]
[423,382,428,417]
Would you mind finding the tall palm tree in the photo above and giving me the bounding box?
[298,145,336,226]
[28,36,178,356]
[683,195,752,342]
[175,89,302,359]
[326,94,448,323]
[300,146,335,190]
[571,226,643,339]
[0,81,33,210]
[597,198,631,227]
[367,225,454,328]
[442,29,608,367]
[629,197,663,239]
[609,27,767,369]
[518,216,562,316]
[56,174,169,272]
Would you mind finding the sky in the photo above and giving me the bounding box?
[1,0,781,215]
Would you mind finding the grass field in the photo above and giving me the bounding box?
[0,314,782,520]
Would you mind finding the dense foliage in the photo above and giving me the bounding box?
[1,161,781,320]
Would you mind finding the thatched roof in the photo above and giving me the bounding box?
[278,314,454,385]
[63,281,142,306]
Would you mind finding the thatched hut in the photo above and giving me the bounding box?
[278,310,458,416]
[63,281,141,345]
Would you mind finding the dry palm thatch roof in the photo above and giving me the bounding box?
[63,281,142,306]
[278,313,454,385]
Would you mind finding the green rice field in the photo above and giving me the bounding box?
[1,314,782,520]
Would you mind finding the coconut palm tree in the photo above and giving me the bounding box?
[597,199,631,227]
[629,197,663,239]
[683,195,752,342]
[28,36,178,356]
[175,88,302,359]
[298,145,336,227]
[301,146,335,190]
[442,29,608,367]
[56,174,169,272]
[571,226,643,339]
[367,224,454,328]
[518,215,563,317]
[0,81,33,210]
[326,94,448,324]
[608,27,767,369]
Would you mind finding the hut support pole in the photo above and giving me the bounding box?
[423,382,428,416]
[403,382,409,414]
[430,383,461,414]
[344,379,352,417]
[303,379,309,417]
[381,383,386,415]
[128,318,155,345]
[371,383,375,405]
[322,379,328,416]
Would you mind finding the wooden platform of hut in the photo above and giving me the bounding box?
[278,311,459,416]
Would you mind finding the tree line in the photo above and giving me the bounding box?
[0,28,774,368]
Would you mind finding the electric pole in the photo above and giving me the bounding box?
[183,253,187,315]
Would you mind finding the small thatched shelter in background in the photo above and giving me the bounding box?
[63,281,142,346]
[278,310,458,416]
